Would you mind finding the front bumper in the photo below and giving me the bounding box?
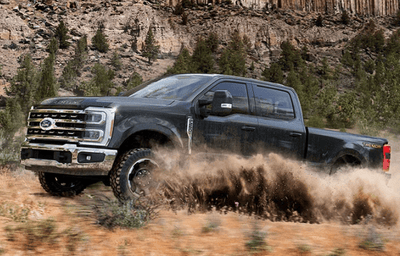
[21,143,117,176]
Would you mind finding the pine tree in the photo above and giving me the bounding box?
[279,41,303,71]
[55,20,71,49]
[36,54,58,101]
[192,37,214,73]
[206,32,219,53]
[92,27,109,53]
[142,27,160,64]
[167,47,193,74]
[219,30,247,76]
[47,37,59,56]
[73,35,88,74]
[6,54,39,114]
[126,72,143,90]
[82,63,114,96]
[262,63,284,83]
[0,97,25,135]
[60,36,88,88]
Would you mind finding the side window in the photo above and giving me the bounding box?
[204,82,249,114]
[254,86,295,119]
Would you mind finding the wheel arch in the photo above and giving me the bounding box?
[115,128,183,162]
[329,148,366,174]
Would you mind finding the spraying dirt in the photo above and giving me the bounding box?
[152,150,400,227]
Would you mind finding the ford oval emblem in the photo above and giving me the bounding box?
[40,118,55,130]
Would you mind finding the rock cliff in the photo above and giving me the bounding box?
[169,0,399,16]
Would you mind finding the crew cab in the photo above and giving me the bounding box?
[20,74,391,201]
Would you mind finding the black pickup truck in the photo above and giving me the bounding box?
[21,74,391,201]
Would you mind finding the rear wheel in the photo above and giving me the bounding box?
[110,148,159,201]
[329,154,361,175]
[38,172,89,197]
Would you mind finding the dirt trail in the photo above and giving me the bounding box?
[1,139,400,255]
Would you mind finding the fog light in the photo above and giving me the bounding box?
[83,130,102,140]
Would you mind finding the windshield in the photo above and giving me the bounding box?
[126,75,214,101]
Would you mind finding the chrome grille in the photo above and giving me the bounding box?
[27,109,87,142]
[25,107,115,146]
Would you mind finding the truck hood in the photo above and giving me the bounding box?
[37,97,175,109]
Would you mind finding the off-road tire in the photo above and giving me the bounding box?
[110,148,159,201]
[38,172,89,197]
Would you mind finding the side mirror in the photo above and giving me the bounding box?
[211,90,233,116]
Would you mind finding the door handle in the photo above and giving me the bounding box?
[289,132,302,137]
[241,126,256,131]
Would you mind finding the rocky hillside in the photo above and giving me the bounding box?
[0,0,399,99]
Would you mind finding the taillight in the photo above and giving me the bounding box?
[383,144,391,171]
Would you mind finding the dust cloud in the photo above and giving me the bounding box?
[152,150,400,227]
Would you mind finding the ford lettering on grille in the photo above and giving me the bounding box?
[40,118,55,130]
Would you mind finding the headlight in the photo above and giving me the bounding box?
[79,107,115,146]
[86,112,105,124]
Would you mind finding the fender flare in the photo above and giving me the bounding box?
[115,123,184,150]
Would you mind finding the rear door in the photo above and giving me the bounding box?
[252,84,306,159]
[193,80,258,155]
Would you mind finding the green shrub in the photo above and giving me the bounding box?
[0,201,30,222]
[359,226,385,251]
[63,227,86,253]
[245,222,269,252]
[201,214,221,233]
[5,218,86,253]
[5,218,59,251]
[92,198,156,229]
[328,248,346,256]
[0,131,24,165]
[297,244,312,254]
[110,50,122,70]
[306,115,325,128]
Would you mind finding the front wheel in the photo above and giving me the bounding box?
[110,148,159,201]
[38,172,89,197]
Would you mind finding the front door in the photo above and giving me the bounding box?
[193,81,258,155]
